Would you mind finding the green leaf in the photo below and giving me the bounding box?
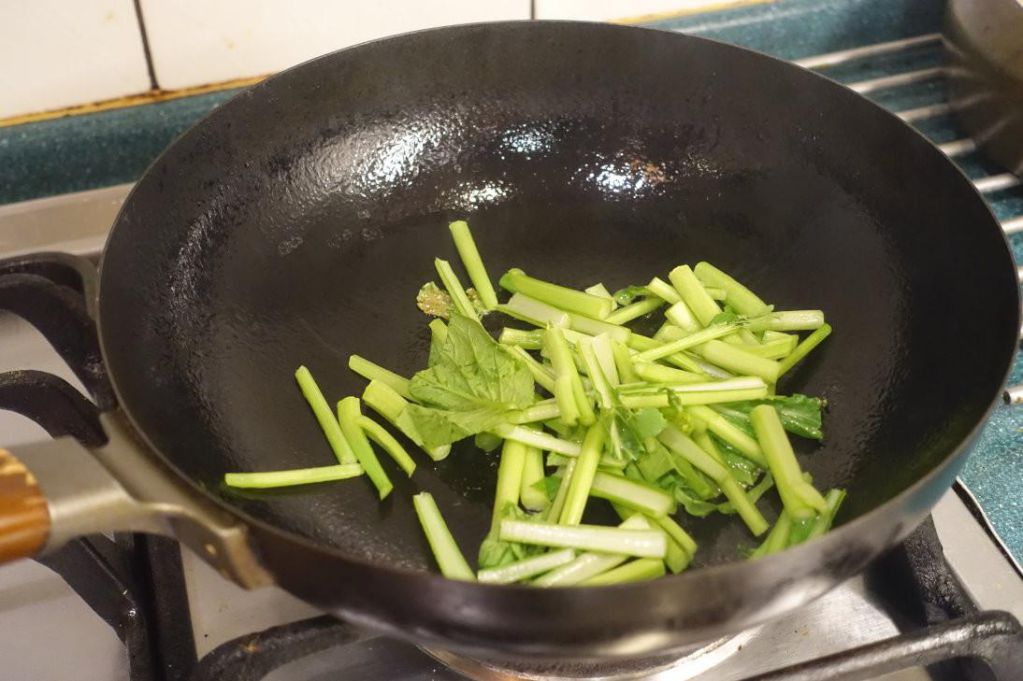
[609,406,667,462]
[714,407,756,439]
[719,394,825,440]
[632,408,667,439]
[410,314,534,411]
[477,504,543,569]
[708,310,741,326]
[533,475,561,502]
[635,440,676,481]
[711,434,760,486]
[673,487,720,517]
[407,314,535,447]
[406,405,510,449]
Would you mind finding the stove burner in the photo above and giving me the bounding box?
[424,633,752,680]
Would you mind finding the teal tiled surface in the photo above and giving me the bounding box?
[961,359,1023,561]
[1,0,1020,560]
[652,0,943,60]
[0,89,240,203]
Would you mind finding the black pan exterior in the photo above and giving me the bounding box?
[98,22,1018,655]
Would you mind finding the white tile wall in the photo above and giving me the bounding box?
[535,0,754,22]
[140,0,531,91]
[0,0,151,119]
[0,1,745,119]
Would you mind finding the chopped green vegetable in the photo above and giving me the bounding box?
[646,277,682,304]
[751,510,793,558]
[779,323,833,376]
[357,415,416,476]
[747,310,825,332]
[494,424,582,456]
[633,321,741,363]
[534,515,649,586]
[337,397,393,499]
[477,548,576,584]
[545,459,574,522]
[520,446,549,512]
[590,334,621,386]
[500,268,613,320]
[806,488,846,540]
[434,258,478,321]
[693,340,780,383]
[278,236,841,584]
[693,262,770,317]
[588,471,676,517]
[510,400,561,424]
[500,293,571,328]
[619,386,768,409]
[294,366,358,465]
[687,405,766,466]
[669,265,721,327]
[449,220,498,310]
[584,282,615,304]
[558,424,606,525]
[604,297,664,325]
[581,558,666,585]
[750,405,827,519]
[225,463,364,489]
[578,340,613,410]
[500,520,667,558]
[413,492,474,580]
[664,300,701,333]
[568,314,632,343]
[348,355,412,400]
[611,339,639,383]
[362,380,450,461]
[499,327,544,350]
[492,440,527,528]
[545,325,588,427]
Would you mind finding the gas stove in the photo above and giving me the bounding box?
[1,9,1022,681]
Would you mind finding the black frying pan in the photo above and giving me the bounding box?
[3,22,1019,659]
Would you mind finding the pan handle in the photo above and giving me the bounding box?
[0,253,272,587]
[0,448,50,562]
[2,413,273,588]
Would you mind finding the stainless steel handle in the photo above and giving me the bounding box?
[11,412,272,588]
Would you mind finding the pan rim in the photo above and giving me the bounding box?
[96,19,1021,602]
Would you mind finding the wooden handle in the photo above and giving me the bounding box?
[0,448,50,562]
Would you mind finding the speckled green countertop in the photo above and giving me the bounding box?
[1,0,1020,560]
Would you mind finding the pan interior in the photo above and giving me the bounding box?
[99,23,1017,573]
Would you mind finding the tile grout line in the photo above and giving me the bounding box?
[132,0,160,91]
